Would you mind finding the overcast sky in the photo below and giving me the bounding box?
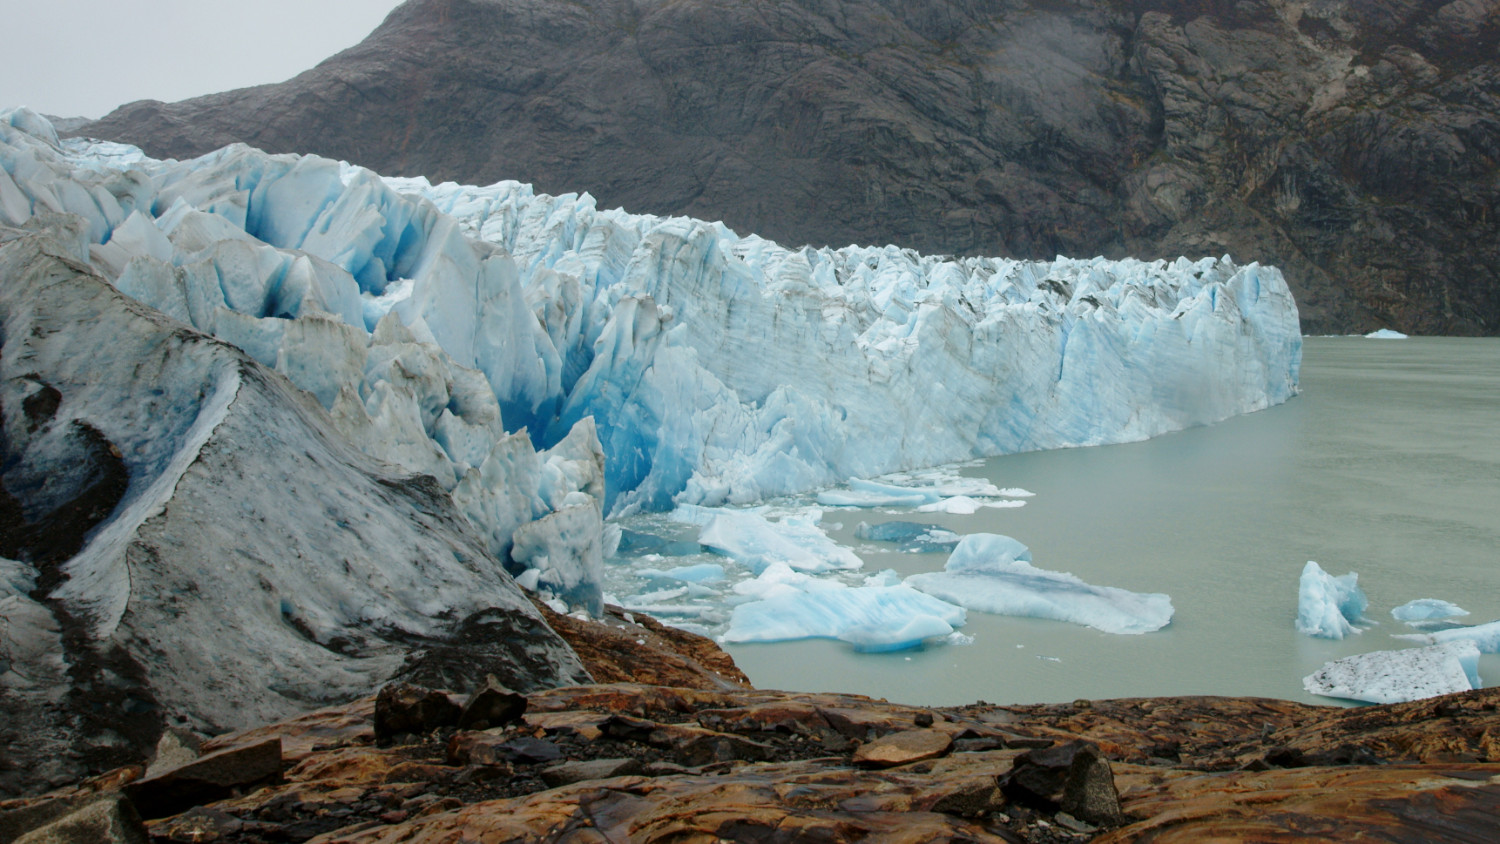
[0,0,403,119]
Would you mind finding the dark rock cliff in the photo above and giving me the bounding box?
[81,0,1500,334]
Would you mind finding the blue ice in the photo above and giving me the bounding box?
[722,584,966,652]
[854,521,961,553]
[1295,561,1368,639]
[905,534,1173,634]
[1391,598,1468,623]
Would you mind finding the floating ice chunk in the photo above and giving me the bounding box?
[1391,599,1469,623]
[1303,641,1481,704]
[906,533,1173,634]
[997,488,1036,498]
[862,569,904,587]
[841,614,960,653]
[730,562,847,602]
[945,533,1032,569]
[915,495,1025,514]
[1364,329,1408,339]
[854,521,960,553]
[1296,561,1369,639]
[636,563,726,584]
[697,508,862,574]
[723,584,966,652]
[1396,619,1500,653]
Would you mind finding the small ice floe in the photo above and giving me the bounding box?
[1296,561,1369,639]
[905,534,1173,634]
[916,495,1026,514]
[854,521,961,553]
[1395,619,1500,652]
[692,507,862,574]
[1386,596,1470,629]
[1303,641,1481,704]
[1364,328,1408,339]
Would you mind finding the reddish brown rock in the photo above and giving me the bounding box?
[853,730,954,769]
[534,601,751,691]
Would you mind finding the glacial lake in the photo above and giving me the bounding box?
[615,336,1500,706]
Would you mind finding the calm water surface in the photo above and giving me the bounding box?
[724,337,1500,706]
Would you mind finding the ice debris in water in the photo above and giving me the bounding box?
[1303,641,1481,704]
[691,507,862,574]
[1395,619,1500,653]
[1296,561,1369,639]
[905,534,1173,634]
[1391,599,1469,624]
[636,563,726,584]
[854,521,961,553]
[1364,329,1409,339]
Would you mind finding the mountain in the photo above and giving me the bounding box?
[79,0,1500,335]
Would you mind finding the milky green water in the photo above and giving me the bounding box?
[725,336,1500,706]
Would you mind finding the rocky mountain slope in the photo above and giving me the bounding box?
[80,0,1500,335]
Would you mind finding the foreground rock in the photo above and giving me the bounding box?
[80,0,1500,335]
[7,681,1500,842]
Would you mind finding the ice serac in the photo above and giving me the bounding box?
[906,534,1174,634]
[1303,642,1481,704]
[0,219,587,796]
[1296,561,1369,639]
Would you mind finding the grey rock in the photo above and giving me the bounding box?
[78,0,1500,335]
[10,794,148,844]
[998,739,1123,827]
[375,684,462,745]
[124,738,283,820]
[457,678,528,731]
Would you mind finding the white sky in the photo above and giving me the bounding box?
[0,0,404,119]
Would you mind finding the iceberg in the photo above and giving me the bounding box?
[905,534,1173,634]
[1364,329,1408,339]
[1303,641,1481,704]
[723,583,967,652]
[1391,599,1469,624]
[637,563,726,584]
[1296,561,1369,639]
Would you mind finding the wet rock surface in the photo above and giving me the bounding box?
[79,0,1500,335]
[7,683,1500,842]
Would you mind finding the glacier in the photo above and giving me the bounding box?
[1303,641,1481,704]
[905,534,1174,634]
[1295,561,1370,639]
[0,106,1316,670]
[0,107,1301,619]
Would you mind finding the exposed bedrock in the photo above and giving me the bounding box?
[80,0,1500,335]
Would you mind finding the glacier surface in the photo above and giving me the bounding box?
[1303,641,1481,704]
[1295,561,1369,639]
[905,534,1174,634]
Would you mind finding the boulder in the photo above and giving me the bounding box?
[123,738,283,820]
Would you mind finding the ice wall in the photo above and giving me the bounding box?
[0,108,1302,588]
